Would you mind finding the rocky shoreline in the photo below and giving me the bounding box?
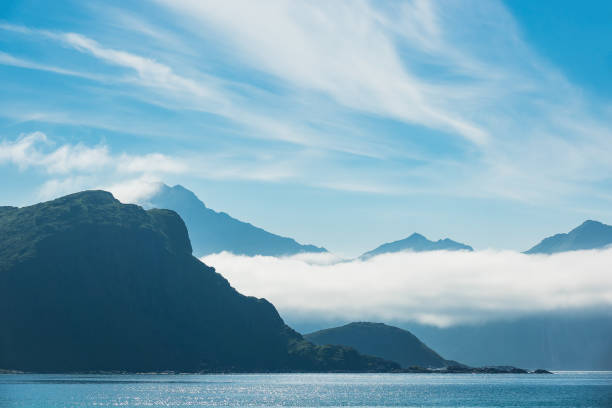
[404,365,552,374]
[0,367,552,375]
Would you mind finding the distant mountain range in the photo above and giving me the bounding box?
[305,322,460,369]
[360,233,472,259]
[359,219,612,259]
[3,190,608,372]
[407,314,612,370]
[525,220,612,254]
[139,183,612,258]
[144,184,327,257]
[0,191,396,373]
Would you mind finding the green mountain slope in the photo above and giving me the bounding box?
[525,220,612,254]
[0,191,396,373]
[305,322,457,369]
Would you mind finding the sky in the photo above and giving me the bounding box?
[1,0,611,257]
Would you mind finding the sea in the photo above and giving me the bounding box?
[1,372,611,408]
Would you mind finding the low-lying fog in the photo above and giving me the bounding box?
[202,249,612,327]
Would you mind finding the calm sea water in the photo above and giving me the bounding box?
[0,372,611,408]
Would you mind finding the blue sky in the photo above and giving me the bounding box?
[1,0,611,256]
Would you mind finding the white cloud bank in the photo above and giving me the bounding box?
[202,249,612,327]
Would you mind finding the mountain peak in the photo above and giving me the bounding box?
[0,191,395,373]
[526,220,612,254]
[58,190,117,204]
[574,219,605,231]
[169,183,198,197]
[305,321,453,369]
[146,183,327,256]
[361,233,472,259]
[152,184,207,208]
[347,322,389,329]
[0,189,193,260]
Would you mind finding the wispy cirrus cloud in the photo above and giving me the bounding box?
[1,1,612,252]
[0,22,388,158]
[0,51,107,81]
[154,0,612,202]
[155,0,489,145]
[3,3,611,206]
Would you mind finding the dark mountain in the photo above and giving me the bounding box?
[525,220,612,254]
[0,191,397,373]
[361,233,472,259]
[144,184,327,257]
[291,312,612,370]
[305,322,456,369]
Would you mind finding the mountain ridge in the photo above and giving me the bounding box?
[305,322,460,369]
[525,220,612,254]
[144,184,327,257]
[360,232,473,259]
[0,190,397,373]
[139,184,612,258]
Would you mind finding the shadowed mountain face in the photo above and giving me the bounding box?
[361,233,473,259]
[305,322,455,369]
[525,220,612,254]
[145,184,327,257]
[0,191,397,373]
